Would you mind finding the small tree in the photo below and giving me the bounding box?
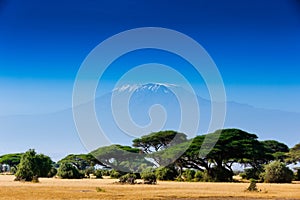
[119,173,136,184]
[94,169,103,178]
[57,162,83,179]
[155,166,178,181]
[15,149,52,182]
[141,168,157,184]
[263,161,293,183]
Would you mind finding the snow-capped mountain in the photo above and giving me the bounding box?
[113,83,177,93]
[1,82,300,160]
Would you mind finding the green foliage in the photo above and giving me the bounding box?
[94,169,103,178]
[209,166,234,182]
[10,166,17,174]
[287,143,300,164]
[141,167,157,184]
[119,173,136,184]
[240,167,263,180]
[263,161,293,183]
[15,149,52,181]
[84,166,95,177]
[155,129,268,182]
[133,130,187,154]
[155,166,178,181]
[110,169,124,178]
[182,169,196,181]
[261,140,289,161]
[91,144,151,172]
[47,167,57,177]
[57,162,83,179]
[100,169,110,176]
[58,154,99,170]
[0,153,23,167]
[194,171,204,181]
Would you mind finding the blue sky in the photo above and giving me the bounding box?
[1,0,300,115]
[0,0,300,158]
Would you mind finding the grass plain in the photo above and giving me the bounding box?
[1,175,300,200]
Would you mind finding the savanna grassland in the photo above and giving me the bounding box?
[1,175,300,200]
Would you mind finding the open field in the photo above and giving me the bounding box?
[1,175,300,200]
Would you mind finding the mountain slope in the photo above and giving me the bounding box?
[0,83,299,160]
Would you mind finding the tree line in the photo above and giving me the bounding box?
[1,128,300,183]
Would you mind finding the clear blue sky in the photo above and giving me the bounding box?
[0,0,300,159]
[1,0,300,115]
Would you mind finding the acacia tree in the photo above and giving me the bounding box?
[133,130,187,166]
[58,154,101,170]
[287,143,300,164]
[15,149,52,181]
[132,130,187,153]
[261,140,289,162]
[154,129,267,181]
[0,153,23,168]
[91,144,152,172]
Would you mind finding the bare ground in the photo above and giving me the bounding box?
[0,175,300,200]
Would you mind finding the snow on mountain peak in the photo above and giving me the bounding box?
[113,83,177,93]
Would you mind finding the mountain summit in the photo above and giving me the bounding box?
[113,83,177,94]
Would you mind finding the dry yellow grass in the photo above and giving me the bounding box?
[1,175,300,200]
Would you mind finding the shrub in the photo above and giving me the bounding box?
[15,149,52,182]
[193,171,204,182]
[246,179,258,192]
[155,166,177,181]
[119,173,136,184]
[101,170,110,176]
[141,168,157,184]
[84,167,95,177]
[96,187,105,192]
[47,167,57,177]
[182,169,196,181]
[240,167,263,180]
[94,169,103,178]
[10,166,17,175]
[263,161,293,183]
[209,167,233,182]
[110,169,124,178]
[57,162,83,179]
[32,176,39,183]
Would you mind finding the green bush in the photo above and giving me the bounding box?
[110,169,124,178]
[141,168,157,184]
[15,149,52,182]
[193,171,204,182]
[47,167,57,177]
[84,167,95,177]
[119,173,136,184]
[208,167,233,182]
[101,170,110,176]
[155,166,177,181]
[263,161,293,183]
[240,167,263,180]
[57,162,83,179]
[182,169,196,181]
[94,169,103,178]
[10,166,17,175]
